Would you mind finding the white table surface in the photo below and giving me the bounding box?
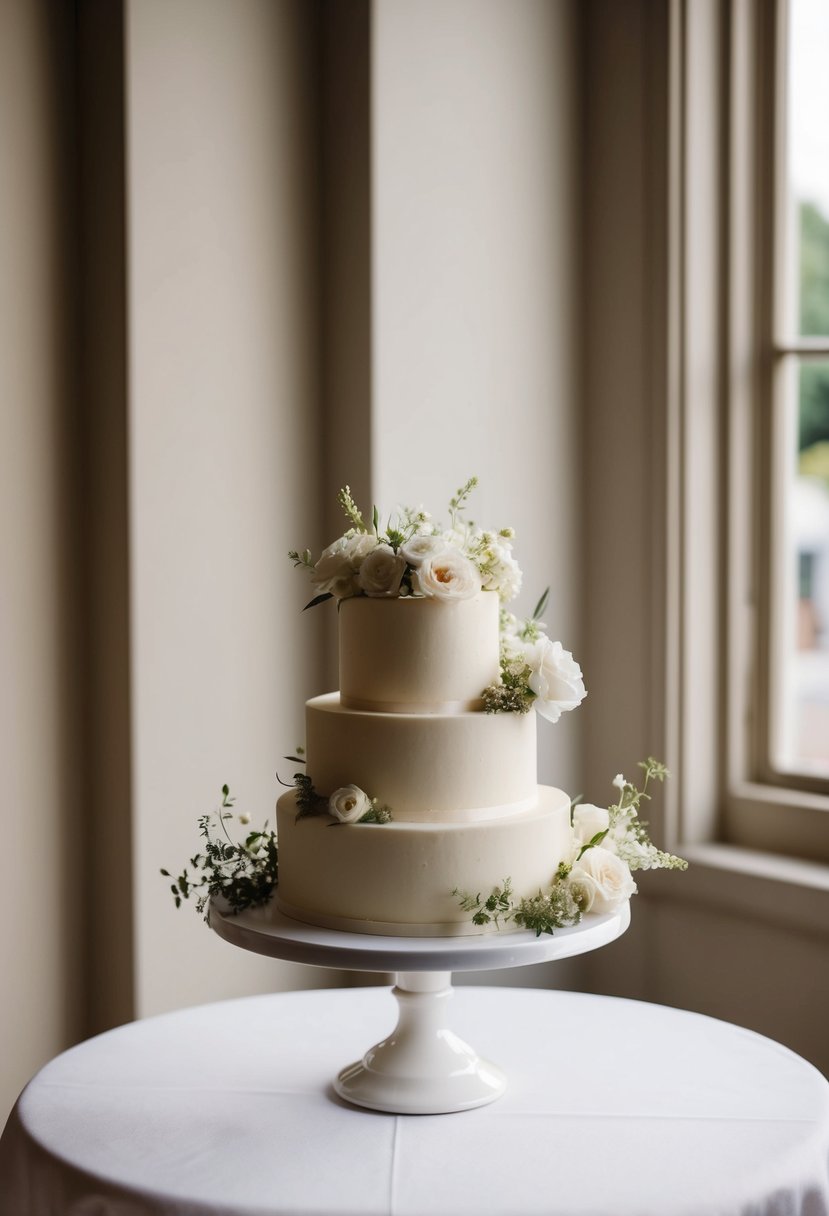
[1,986,827,1216]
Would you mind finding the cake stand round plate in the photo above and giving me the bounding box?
[211,901,630,1116]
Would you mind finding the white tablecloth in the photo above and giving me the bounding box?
[1,987,827,1216]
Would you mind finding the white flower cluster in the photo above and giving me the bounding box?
[498,610,587,724]
[300,484,524,604]
[310,530,483,601]
[566,767,687,914]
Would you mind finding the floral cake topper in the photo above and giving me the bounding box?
[290,478,587,725]
[290,476,521,605]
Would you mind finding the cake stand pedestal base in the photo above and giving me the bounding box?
[334,971,506,1114]
[210,901,630,1115]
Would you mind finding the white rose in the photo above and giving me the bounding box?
[357,544,406,597]
[571,846,637,913]
[329,785,372,823]
[572,803,610,847]
[415,549,481,600]
[311,533,377,597]
[526,637,587,724]
[399,534,448,566]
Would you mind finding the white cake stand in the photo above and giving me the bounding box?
[211,900,630,1116]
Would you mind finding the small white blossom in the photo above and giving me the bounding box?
[238,812,251,825]
[329,784,372,823]
[612,774,627,791]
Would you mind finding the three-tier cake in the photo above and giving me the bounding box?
[274,590,574,936]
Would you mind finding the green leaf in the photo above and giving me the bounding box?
[283,755,306,765]
[532,587,550,621]
[222,783,229,797]
[303,592,334,611]
[576,828,608,861]
[373,504,380,534]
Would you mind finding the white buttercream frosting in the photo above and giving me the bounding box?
[275,786,573,937]
[338,590,500,710]
[306,693,537,822]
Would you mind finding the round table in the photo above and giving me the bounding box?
[1,987,827,1216]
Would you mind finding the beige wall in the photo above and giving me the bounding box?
[125,0,342,1016]
[0,0,84,1122]
[372,0,583,795]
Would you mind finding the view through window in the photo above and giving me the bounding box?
[774,0,829,779]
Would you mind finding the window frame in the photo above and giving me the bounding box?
[667,0,829,866]
[763,0,829,793]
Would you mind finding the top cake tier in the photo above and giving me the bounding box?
[339,590,500,712]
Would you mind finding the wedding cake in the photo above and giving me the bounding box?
[275,481,586,937]
[164,481,687,936]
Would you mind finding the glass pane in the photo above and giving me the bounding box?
[776,359,829,776]
[788,0,829,338]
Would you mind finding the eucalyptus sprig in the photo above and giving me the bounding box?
[161,785,277,923]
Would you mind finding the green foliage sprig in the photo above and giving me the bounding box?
[482,589,553,713]
[482,654,535,714]
[453,879,515,928]
[448,475,479,529]
[292,771,328,821]
[160,785,277,923]
[345,799,393,826]
[452,874,585,937]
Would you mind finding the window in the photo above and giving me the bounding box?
[769,0,829,785]
[668,0,829,864]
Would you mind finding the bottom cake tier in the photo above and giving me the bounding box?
[273,785,574,937]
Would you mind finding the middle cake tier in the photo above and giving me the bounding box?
[305,693,537,823]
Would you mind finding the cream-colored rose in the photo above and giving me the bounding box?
[399,534,448,566]
[415,549,480,600]
[328,785,372,823]
[571,846,636,913]
[311,533,377,597]
[572,803,610,847]
[357,544,406,597]
[526,637,587,724]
